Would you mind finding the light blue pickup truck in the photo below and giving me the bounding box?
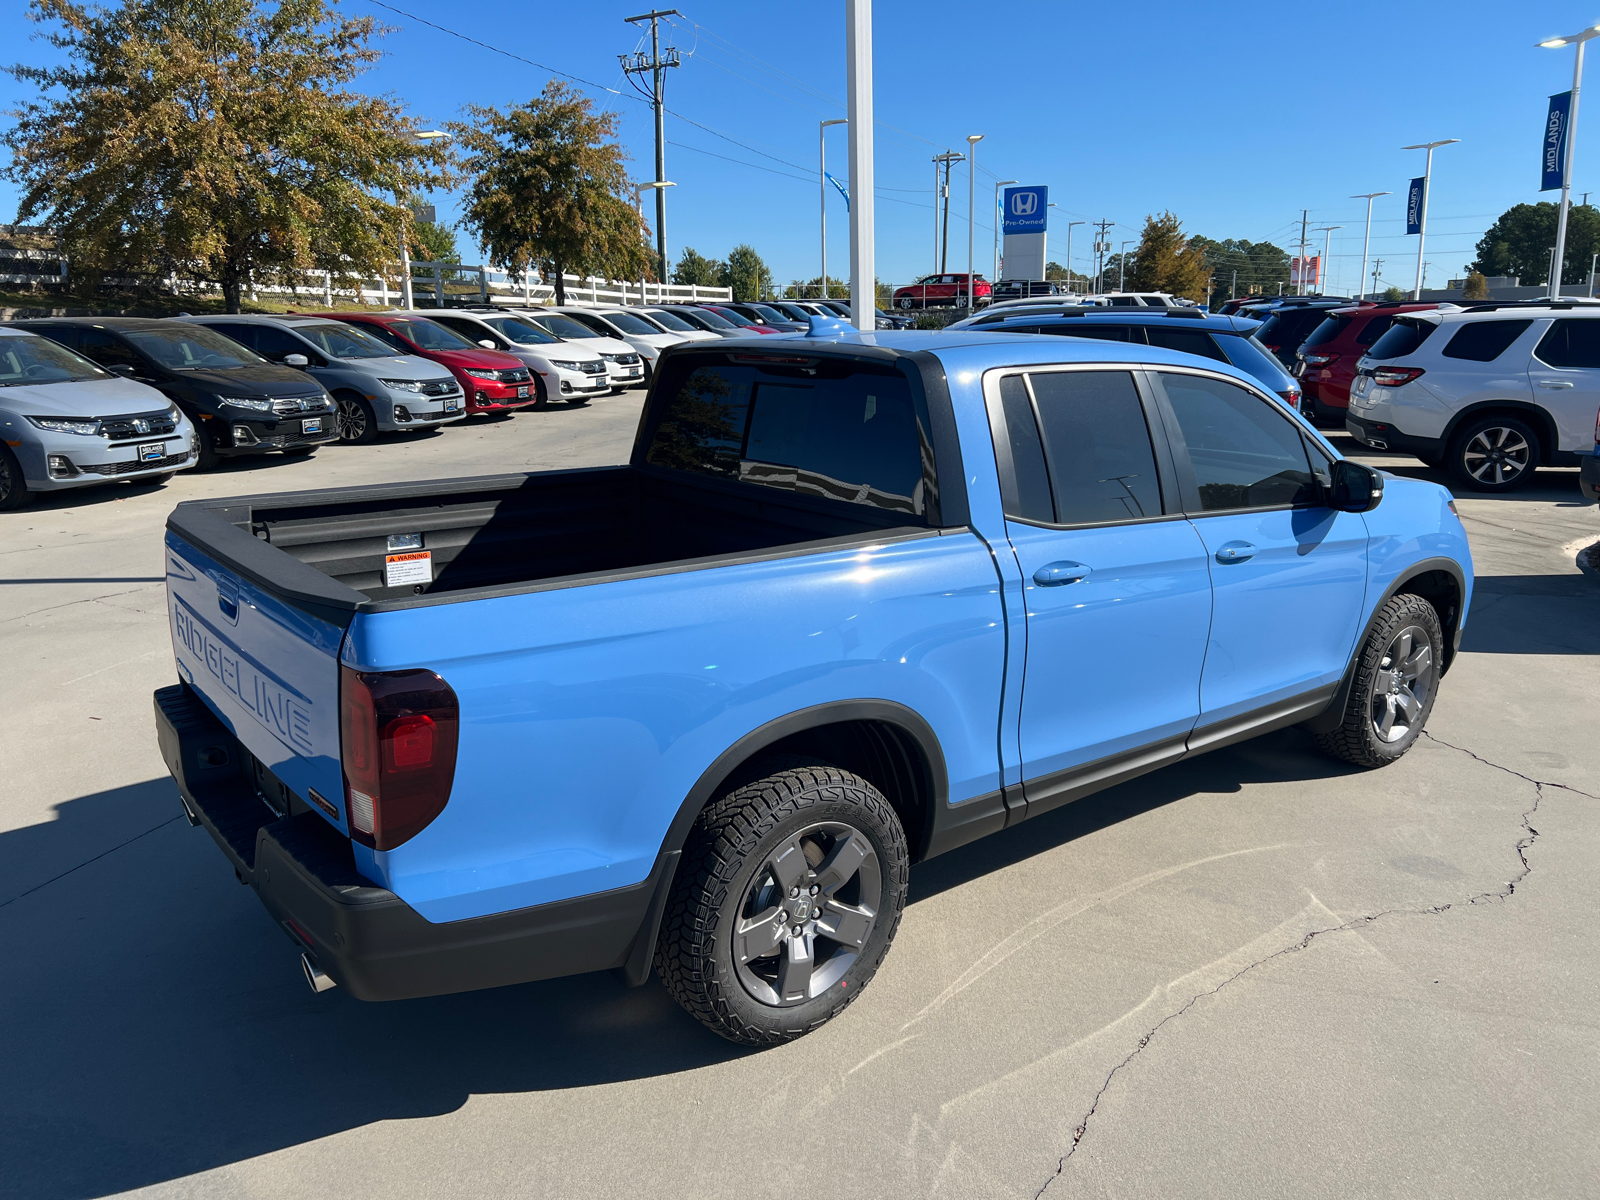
[154,328,1473,1045]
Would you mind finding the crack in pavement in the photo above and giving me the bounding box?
[0,584,163,627]
[0,814,183,911]
[1033,734,1592,1198]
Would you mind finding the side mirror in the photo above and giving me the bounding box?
[106,363,136,377]
[1329,459,1383,513]
[283,353,309,368]
[478,339,496,349]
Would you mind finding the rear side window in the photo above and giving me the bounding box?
[1535,318,1600,368]
[1441,320,1532,362]
[644,360,933,516]
[1030,325,1135,342]
[1027,372,1164,523]
[1144,327,1228,362]
[1158,373,1316,511]
[1300,316,1349,349]
[1367,318,1437,360]
[1355,315,1394,346]
[997,375,1054,522]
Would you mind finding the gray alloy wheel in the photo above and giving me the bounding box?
[1315,593,1443,768]
[0,444,32,510]
[1449,416,1538,491]
[732,821,882,1008]
[335,394,377,443]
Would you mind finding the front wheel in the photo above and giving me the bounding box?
[335,393,378,443]
[1315,594,1443,768]
[1448,415,1539,491]
[656,761,909,1046]
[0,444,33,510]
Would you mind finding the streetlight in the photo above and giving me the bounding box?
[635,180,675,305]
[966,134,984,309]
[1401,138,1459,300]
[1539,25,1600,298]
[1314,226,1342,295]
[820,119,848,301]
[400,130,449,309]
[1350,192,1391,300]
[1064,221,1084,295]
[992,178,1017,287]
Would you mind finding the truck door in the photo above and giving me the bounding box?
[986,367,1213,817]
[1150,369,1368,729]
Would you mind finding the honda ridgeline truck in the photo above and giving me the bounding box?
[154,328,1473,1046]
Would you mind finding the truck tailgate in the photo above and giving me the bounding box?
[166,529,348,832]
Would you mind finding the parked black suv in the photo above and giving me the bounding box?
[1248,298,1365,367]
[15,318,338,469]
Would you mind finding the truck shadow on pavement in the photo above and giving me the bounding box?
[3,727,1374,1200]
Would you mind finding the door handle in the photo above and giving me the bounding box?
[1214,541,1257,564]
[1536,379,1575,388]
[1033,561,1091,586]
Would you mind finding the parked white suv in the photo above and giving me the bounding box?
[1347,299,1600,491]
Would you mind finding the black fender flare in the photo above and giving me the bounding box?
[1300,556,1469,735]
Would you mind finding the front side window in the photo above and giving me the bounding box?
[645,360,931,515]
[295,321,399,359]
[484,317,558,345]
[0,333,108,385]
[122,325,265,370]
[644,309,696,332]
[388,318,476,351]
[71,328,142,369]
[1534,318,1600,369]
[535,315,600,339]
[1442,319,1533,362]
[690,308,737,329]
[249,325,313,362]
[601,311,661,336]
[1027,371,1163,524]
[1158,372,1316,511]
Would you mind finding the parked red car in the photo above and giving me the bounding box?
[892,273,992,310]
[1293,302,1447,426]
[330,312,536,415]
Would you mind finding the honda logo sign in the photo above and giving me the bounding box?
[1010,191,1038,217]
[1002,186,1048,234]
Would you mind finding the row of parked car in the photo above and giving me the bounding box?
[0,299,894,509]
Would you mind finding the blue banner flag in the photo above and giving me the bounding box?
[1405,177,1426,235]
[1002,186,1048,234]
[1543,91,1573,191]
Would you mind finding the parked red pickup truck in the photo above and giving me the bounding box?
[892,274,991,311]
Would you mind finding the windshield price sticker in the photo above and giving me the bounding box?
[385,550,432,588]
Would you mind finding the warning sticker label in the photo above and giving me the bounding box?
[384,550,432,588]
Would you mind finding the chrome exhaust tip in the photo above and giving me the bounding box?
[178,795,200,827]
[301,953,337,994]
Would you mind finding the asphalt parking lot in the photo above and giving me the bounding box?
[2,398,1596,1199]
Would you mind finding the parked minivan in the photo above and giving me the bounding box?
[421,309,611,403]
[14,317,337,469]
[0,326,198,508]
[180,314,465,443]
[1347,299,1600,490]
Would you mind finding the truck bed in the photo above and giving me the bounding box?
[168,464,928,613]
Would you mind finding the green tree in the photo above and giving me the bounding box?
[673,246,723,286]
[1126,212,1210,299]
[787,275,845,299]
[718,244,773,301]
[1383,286,1407,302]
[451,81,648,306]
[4,0,451,312]
[408,218,459,264]
[1188,235,1291,299]
[1462,270,1490,300]
[1470,201,1600,284]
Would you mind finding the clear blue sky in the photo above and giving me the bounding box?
[5,1,1600,293]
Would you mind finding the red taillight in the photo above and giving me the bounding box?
[1372,366,1426,387]
[340,665,459,851]
[1301,353,1339,366]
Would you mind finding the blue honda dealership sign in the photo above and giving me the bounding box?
[1543,91,1573,191]
[1405,177,1426,235]
[1003,186,1048,234]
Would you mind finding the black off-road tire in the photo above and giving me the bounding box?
[655,760,909,1046]
[1315,594,1444,768]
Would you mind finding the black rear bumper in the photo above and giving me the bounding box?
[1344,413,1444,461]
[153,683,675,1001]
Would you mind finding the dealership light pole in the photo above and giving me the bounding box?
[1539,26,1600,298]
[966,134,984,309]
[1350,191,1391,300]
[1401,139,1459,299]
[1065,221,1084,295]
[399,130,449,310]
[1314,226,1342,295]
[635,180,675,303]
[820,118,848,300]
[846,0,874,331]
[993,178,1017,285]
[1119,239,1133,291]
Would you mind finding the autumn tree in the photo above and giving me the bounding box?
[451,82,648,306]
[4,0,451,311]
[1127,211,1211,299]
[409,218,460,264]
[1462,270,1490,300]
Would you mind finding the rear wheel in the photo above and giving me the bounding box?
[656,761,909,1046]
[0,444,33,510]
[1315,594,1442,768]
[1448,415,1539,491]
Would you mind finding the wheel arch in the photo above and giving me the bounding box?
[1440,400,1559,465]
[660,700,947,866]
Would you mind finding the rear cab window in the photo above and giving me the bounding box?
[643,355,938,519]
[1441,320,1533,362]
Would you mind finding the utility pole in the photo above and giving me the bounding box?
[1091,219,1112,292]
[1371,258,1384,298]
[621,10,681,286]
[1297,209,1310,295]
[932,150,964,275]
[1314,226,1342,295]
